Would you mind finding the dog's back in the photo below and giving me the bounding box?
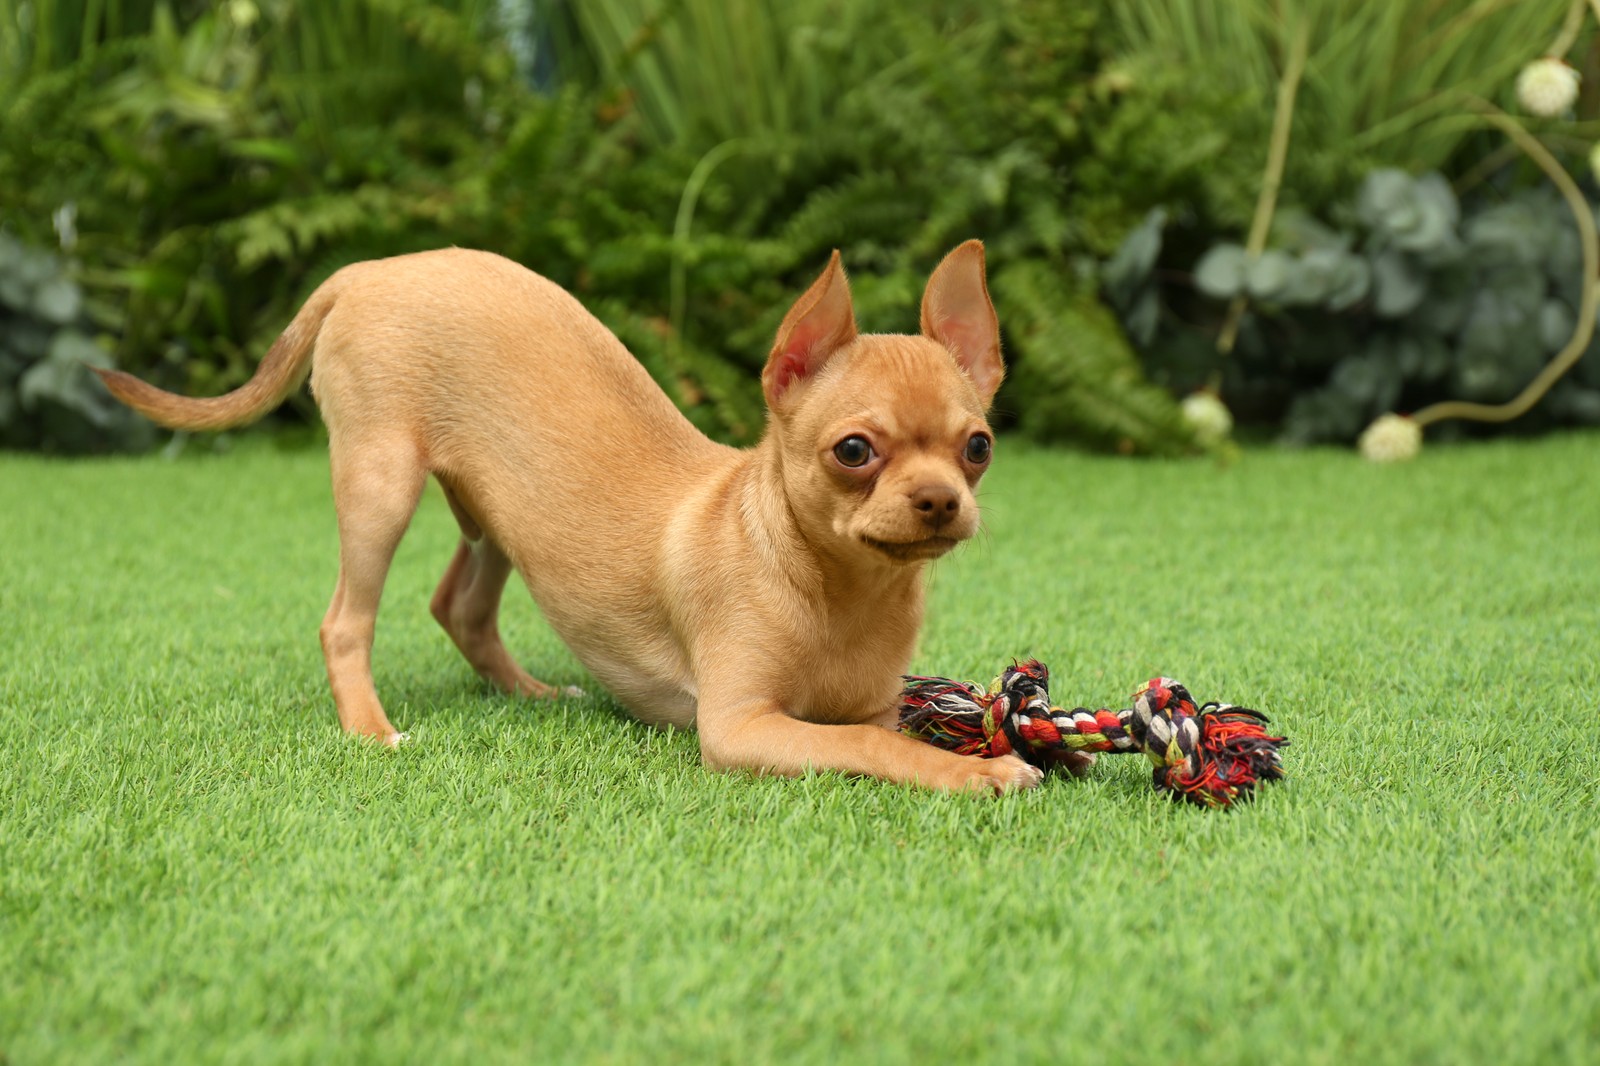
[313,251,717,525]
[107,247,722,566]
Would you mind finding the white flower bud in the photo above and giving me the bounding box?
[1180,391,1233,445]
[1358,414,1422,463]
[1516,58,1580,118]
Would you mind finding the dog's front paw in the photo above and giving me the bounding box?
[964,754,1043,794]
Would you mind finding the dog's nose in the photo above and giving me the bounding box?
[909,484,961,528]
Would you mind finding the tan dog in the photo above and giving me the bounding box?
[98,241,1046,792]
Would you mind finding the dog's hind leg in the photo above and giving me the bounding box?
[319,441,426,745]
[430,486,561,698]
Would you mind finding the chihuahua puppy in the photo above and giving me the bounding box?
[98,241,1044,792]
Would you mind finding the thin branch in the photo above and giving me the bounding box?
[1549,0,1588,57]
[670,137,750,357]
[1217,20,1310,355]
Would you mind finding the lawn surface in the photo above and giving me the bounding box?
[3,432,1598,1064]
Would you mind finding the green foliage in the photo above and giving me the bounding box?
[556,0,1200,452]
[0,0,1222,455]
[1106,0,1572,213]
[1072,68,1268,238]
[4,0,1586,456]
[0,1,515,411]
[1114,168,1600,442]
[572,0,880,147]
[0,234,154,452]
[996,260,1196,455]
[0,0,176,77]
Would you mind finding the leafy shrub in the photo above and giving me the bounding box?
[0,0,1215,455]
[997,258,1195,453]
[1,2,514,410]
[559,0,1203,452]
[1105,0,1572,215]
[0,234,153,453]
[1109,168,1600,442]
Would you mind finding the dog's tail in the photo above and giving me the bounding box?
[95,273,347,433]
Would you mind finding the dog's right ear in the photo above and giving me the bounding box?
[763,250,857,409]
[920,240,1003,408]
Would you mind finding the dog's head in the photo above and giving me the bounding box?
[761,241,1004,567]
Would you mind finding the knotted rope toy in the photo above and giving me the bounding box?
[898,659,1287,808]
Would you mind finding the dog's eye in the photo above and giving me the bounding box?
[833,436,874,468]
[965,434,992,465]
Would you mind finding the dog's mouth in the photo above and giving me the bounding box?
[860,534,961,562]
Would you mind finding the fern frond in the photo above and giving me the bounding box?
[994,260,1197,455]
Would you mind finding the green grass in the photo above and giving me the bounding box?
[3,433,1598,1064]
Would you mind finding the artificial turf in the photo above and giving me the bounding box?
[2,432,1597,1064]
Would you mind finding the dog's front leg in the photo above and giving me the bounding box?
[697,698,1042,793]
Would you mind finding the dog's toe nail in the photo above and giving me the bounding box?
[388,731,412,747]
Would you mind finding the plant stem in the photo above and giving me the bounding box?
[1548,0,1587,57]
[1217,19,1309,355]
[669,137,750,359]
[1411,99,1598,429]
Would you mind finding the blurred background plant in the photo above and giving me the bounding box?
[1106,0,1573,211]
[0,0,1591,455]
[0,232,153,452]
[1120,171,1600,443]
[1102,0,1598,446]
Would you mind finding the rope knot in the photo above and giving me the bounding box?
[899,659,1288,808]
[1128,678,1287,808]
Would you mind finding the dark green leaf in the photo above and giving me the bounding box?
[1330,354,1401,411]
[3,320,52,359]
[48,330,113,370]
[1125,288,1160,348]
[1194,243,1248,299]
[18,355,78,411]
[32,277,82,325]
[1465,201,1545,266]
[1541,299,1575,354]
[1358,169,1413,227]
[1370,250,1426,318]
[1325,252,1373,312]
[1246,249,1294,301]
[1270,207,1345,253]
[1401,173,1460,256]
[1102,208,1166,307]
[0,274,32,310]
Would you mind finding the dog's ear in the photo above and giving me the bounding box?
[920,240,1003,407]
[763,250,857,408]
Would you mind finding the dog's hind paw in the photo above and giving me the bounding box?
[562,685,587,699]
[385,731,413,748]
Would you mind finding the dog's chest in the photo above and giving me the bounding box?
[781,613,916,725]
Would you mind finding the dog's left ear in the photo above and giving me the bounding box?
[764,250,858,409]
[920,240,1004,407]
